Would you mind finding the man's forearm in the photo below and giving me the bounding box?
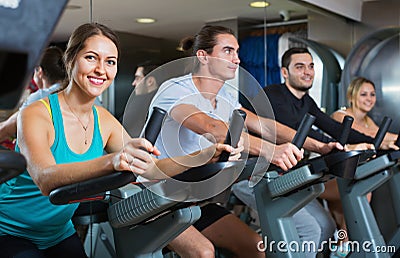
[274,120,296,144]
[245,132,274,161]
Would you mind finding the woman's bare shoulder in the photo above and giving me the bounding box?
[21,98,51,120]
[94,104,123,132]
[94,105,118,122]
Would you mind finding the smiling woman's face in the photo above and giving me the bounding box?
[71,34,118,97]
[354,82,376,113]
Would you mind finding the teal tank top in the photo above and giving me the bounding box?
[0,93,104,249]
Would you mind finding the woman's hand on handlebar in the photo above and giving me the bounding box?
[379,138,399,150]
[112,138,160,175]
[344,143,375,151]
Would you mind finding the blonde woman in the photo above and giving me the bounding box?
[332,76,397,142]
[328,77,398,256]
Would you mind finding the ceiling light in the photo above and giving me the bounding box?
[249,1,270,8]
[136,18,156,24]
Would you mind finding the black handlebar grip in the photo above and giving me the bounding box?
[49,173,136,205]
[374,116,392,149]
[0,150,27,184]
[218,109,247,162]
[337,116,354,146]
[142,107,167,145]
[292,113,316,149]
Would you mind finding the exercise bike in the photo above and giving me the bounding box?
[50,108,266,257]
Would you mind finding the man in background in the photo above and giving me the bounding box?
[0,46,66,149]
[122,61,160,137]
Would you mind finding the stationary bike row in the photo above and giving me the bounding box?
[253,115,391,257]
[336,117,400,257]
[49,108,267,258]
[378,153,400,257]
[375,151,400,257]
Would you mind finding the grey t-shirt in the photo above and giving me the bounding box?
[148,73,241,159]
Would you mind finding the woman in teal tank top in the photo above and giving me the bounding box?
[0,23,241,258]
